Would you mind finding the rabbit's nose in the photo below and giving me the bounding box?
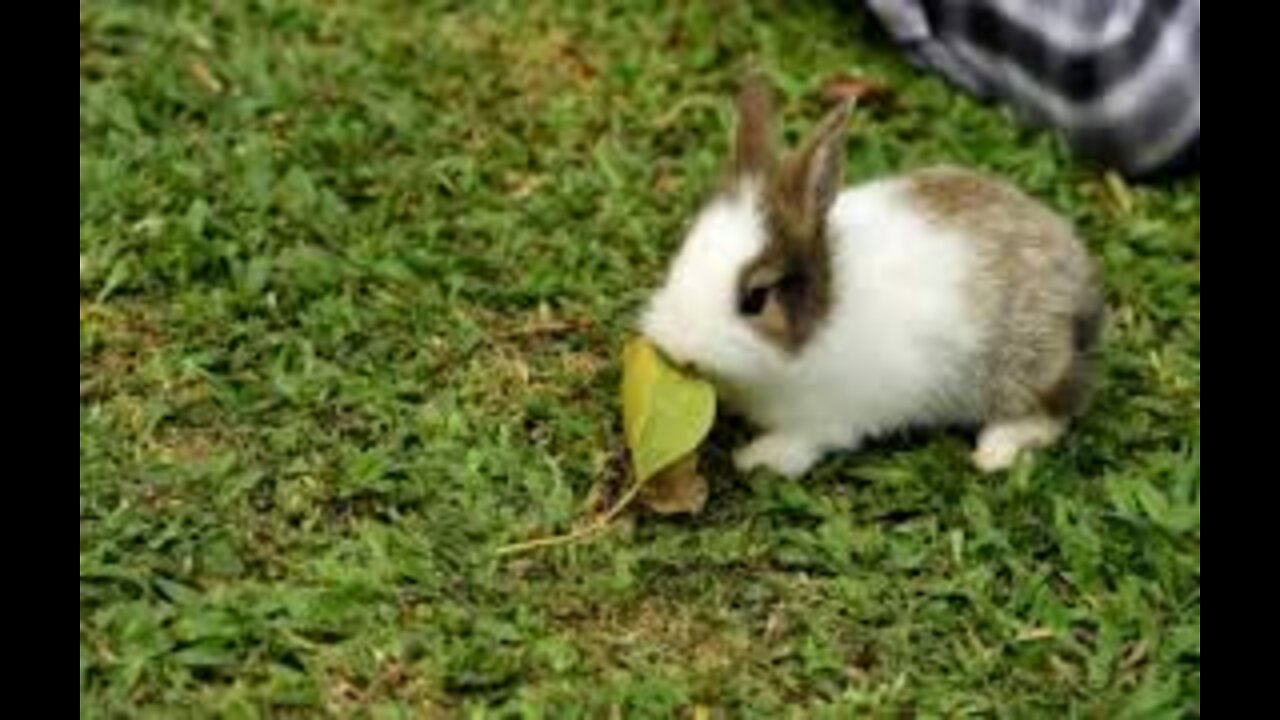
[683,361,713,381]
[672,356,701,375]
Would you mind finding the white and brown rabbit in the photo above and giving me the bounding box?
[641,76,1105,477]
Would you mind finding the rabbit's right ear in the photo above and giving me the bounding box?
[733,73,776,183]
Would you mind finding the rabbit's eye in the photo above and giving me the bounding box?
[738,285,771,316]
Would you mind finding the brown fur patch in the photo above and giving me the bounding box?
[737,206,835,353]
[1041,284,1106,418]
[907,166,1106,422]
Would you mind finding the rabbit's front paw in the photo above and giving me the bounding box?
[734,434,822,478]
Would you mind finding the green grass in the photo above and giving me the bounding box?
[81,0,1200,716]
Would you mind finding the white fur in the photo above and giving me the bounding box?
[642,182,789,382]
[642,178,990,477]
[973,418,1065,473]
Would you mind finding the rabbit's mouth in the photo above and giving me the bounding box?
[651,344,722,390]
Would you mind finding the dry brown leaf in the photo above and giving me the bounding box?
[640,455,709,516]
[822,73,893,106]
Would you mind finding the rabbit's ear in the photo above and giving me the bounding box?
[732,73,776,183]
[772,98,853,239]
[735,99,853,353]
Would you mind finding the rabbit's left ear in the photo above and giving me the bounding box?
[771,98,853,239]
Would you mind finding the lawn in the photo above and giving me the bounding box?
[81,0,1200,716]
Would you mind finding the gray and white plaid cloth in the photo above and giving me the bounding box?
[866,0,1199,177]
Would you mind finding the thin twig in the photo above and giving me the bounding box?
[496,471,649,558]
[494,522,615,558]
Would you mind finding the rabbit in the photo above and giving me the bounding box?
[639,76,1105,478]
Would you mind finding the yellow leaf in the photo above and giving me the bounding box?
[621,337,716,486]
